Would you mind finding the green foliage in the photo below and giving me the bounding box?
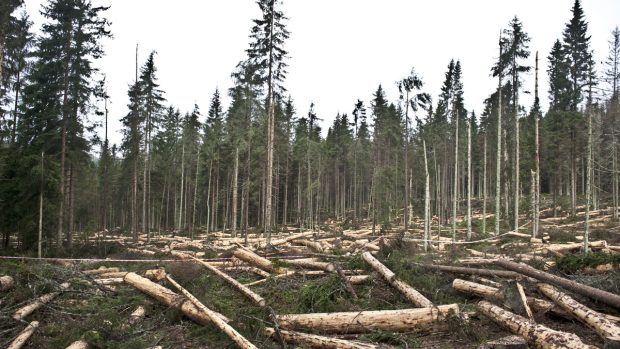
[555,252,620,274]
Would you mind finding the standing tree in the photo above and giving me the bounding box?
[397,68,430,231]
[246,0,290,244]
[563,0,594,111]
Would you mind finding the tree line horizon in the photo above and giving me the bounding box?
[0,0,619,255]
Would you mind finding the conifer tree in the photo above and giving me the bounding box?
[246,0,290,243]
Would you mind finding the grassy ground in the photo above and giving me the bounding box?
[1,220,620,348]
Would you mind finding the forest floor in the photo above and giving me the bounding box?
[1,207,620,348]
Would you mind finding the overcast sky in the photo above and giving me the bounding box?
[21,0,620,147]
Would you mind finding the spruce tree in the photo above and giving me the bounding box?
[562,0,594,111]
[246,0,290,242]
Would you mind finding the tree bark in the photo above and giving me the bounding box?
[264,327,380,349]
[233,247,285,274]
[166,275,258,349]
[7,321,39,349]
[177,252,266,307]
[494,259,620,309]
[277,304,459,333]
[476,300,597,349]
[496,40,503,236]
[0,275,14,291]
[362,252,433,307]
[538,283,620,342]
[13,283,69,320]
[123,272,230,324]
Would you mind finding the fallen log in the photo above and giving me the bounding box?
[1,275,14,291]
[263,327,381,349]
[362,252,433,307]
[294,239,324,252]
[7,321,39,349]
[276,304,459,333]
[166,275,258,349]
[503,280,533,319]
[335,264,358,299]
[93,278,124,285]
[13,282,70,320]
[538,283,620,342]
[233,248,286,274]
[416,263,521,279]
[452,279,569,318]
[123,272,229,325]
[220,266,271,278]
[65,340,89,349]
[348,275,371,285]
[179,253,266,306]
[82,266,120,275]
[285,258,335,272]
[263,231,315,248]
[127,305,146,326]
[476,300,596,349]
[495,259,620,309]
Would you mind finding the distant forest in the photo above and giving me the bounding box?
[0,0,619,253]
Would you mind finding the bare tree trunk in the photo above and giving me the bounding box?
[495,40,503,236]
[205,159,212,235]
[11,70,20,144]
[403,91,410,231]
[514,98,520,233]
[264,2,277,245]
[534,51,541,237]
[452,110,459,242]
[38,152,44,258]
[57,31,72,248]
[231,147,239,236]
[585,84,593,254]
[467,115,472,240]
[483,134,487,236]
[191,150,201,239]
[178,142,185,233]
[423,140,430,251]
[68,164,75,247]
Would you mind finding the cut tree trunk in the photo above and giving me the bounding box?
[476,300,596,349]
[276,304,459,333]
[1,275,14,291]
[166,275,258,349]
[452,279,569,318]
[65,340,89,349]
[418,263,520,279]
[285,258,335,272]
[7,321,39,349]
[538,283,620,342]
[123,272,230,325]
[177,252,266,306]
[495,259,620,309]
[233,248,286,274]
[127,305,146,326]
[503,280,533,319]
[362,252,433,307]
[263,327,381,349]
[13,283,69,320]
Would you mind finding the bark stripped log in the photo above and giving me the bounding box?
[362,252,433,307]
[166,275,258,349]
[276,304,459,333]
[123,272,230,324]
[82,266,119,275]
[127,305,146,325]
[1,275,14,291]
[495,259,620,309]
[452,279,569,318]
[285,258,335,272]
[13,282,69,320]
[7,321,39,349]
[503,280,533,319]
[65,340,89,349]
[476,300,597,349]
[538,283,620,342]
[177,252,266,306]
[418,263,520,278]
[233,248,286,274]
[263,327,380,349]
